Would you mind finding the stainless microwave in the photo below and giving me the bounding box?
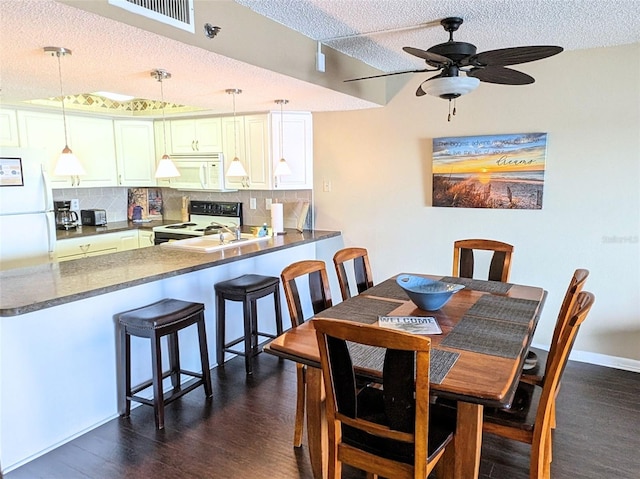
[168,154,236,191]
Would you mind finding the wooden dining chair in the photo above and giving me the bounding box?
[520,268,589,431]
[314,318,456,479]
[452,238,514,282]
[280,260,333,447]
[333,247,374,301]
[482,291,595,479]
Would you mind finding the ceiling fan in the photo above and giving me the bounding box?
[345,17,563,119]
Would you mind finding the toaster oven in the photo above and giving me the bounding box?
[80,209,107,226]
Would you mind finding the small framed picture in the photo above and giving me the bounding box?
[0,157,24,187]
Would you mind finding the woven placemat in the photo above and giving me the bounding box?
[465,295,539,324]
[316,296,400,324]
[441,276,513,294]
[440,317,529,358]
[348,344,459,385]
[363,278,409,301]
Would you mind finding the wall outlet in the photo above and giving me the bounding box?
[250,197,257,210]
[265,198,272,210]
[322,180,332,192]
[70,198,80,210]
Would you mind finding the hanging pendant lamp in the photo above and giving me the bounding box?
[151,69,180,178]
[225,89,248,180]
[274,99,292,180]
[44,47,85,181]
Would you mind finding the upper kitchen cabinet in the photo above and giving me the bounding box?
[114,120,156,187]
[271,112,313,190]
[17,110,118,188]
[168,117,222,154]
[0,109,19,146]
[223,112,313,191]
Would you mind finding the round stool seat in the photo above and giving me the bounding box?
[118,299,204,330]
[215,274,280,295]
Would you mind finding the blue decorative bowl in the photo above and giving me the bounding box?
[396,274,465,311]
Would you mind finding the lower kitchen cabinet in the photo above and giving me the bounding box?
[138,230,155,248]
[56,230,141,262]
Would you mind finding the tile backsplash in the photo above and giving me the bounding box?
[53,187,312,227]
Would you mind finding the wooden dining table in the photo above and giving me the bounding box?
[264,274,546,479]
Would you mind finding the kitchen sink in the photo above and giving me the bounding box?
[160,233,271,253]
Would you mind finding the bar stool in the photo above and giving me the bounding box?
[215,274,283,374]
[118,298,213,430]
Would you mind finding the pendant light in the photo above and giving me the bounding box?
[274,99,292,184]
[44,47,85,181]
[225,89,248,182]
[151,69,180,178]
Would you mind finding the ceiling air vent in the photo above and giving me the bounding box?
[108,0,194,33]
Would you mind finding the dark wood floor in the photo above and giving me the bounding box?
[5,353,640,479]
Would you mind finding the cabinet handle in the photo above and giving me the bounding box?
[192,140,197,151]
[79,244,90,257]
[118,174,122,185]
[195,140,199,151]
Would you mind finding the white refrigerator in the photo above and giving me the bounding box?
[0,146,56,270]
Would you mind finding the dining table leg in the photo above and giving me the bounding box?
[305,366,327,479]
[455,401,484,479]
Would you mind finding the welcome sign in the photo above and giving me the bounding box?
[432,133,547,209]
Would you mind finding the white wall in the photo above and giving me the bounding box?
[312,43,640,366]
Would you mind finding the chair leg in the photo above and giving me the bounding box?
[150,331,165,430]
[293,363,306,447]
[167,332,180,390]
[273,286,283,336]
[197,314,213,398]
[216,293,226,366]
[243,298,253,375]
[120,326,131,417]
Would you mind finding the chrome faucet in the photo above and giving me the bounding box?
[211,221,241,243]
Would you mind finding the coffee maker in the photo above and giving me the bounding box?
[55,200,79,230]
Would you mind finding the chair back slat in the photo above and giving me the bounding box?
[333,247,374,301]
[453,239,514,282]
[281,260,332,329]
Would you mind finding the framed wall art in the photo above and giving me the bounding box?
[0,157,24,187]
[432,133,547,209]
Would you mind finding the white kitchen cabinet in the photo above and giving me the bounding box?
[223,114,270,190]
[56,230,139,262]
[0,109,19,146]
[114,120,156,187]
[271,111,313,190]
[223,112,313,191]
[17,110,118,188]
[168,117,222,154]
[138,230,155,248]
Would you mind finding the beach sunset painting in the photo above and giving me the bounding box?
[432,133,547,209]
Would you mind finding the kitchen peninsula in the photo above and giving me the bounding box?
[0,229,342,473]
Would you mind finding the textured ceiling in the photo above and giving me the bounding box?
[0,0,639,116]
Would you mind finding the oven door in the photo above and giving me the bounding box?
[153,231,198,245]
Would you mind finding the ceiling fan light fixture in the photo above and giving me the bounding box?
[423,75,480,100]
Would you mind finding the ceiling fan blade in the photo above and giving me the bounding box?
[403,46,451,65]
[467,66,535,85]
[467,46,563,67]
[344,68,431,82]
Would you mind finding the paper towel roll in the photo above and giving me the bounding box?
[270,202,284,234]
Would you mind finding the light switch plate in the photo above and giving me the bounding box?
[250,197,257,210]
[265,198,272,210]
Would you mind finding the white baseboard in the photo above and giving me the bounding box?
[531,342,640,373]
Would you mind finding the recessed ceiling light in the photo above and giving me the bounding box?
[93,91,135,101]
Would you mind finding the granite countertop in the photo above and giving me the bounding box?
[1,229,341,317]
[56,219,179,240]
